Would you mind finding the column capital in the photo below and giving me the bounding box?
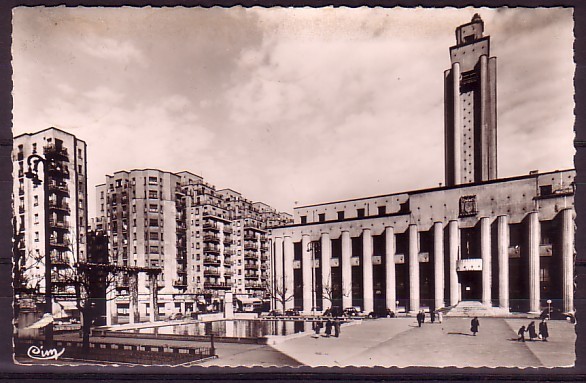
[433,220,444,225]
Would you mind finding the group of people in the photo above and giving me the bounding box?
[517,319,549,342]
[312,317,342,338]
[416,310,442,327]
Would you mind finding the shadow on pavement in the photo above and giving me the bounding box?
[447,332,475,336]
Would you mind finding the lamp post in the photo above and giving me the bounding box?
[307,241,319,317]
[547,299,552,319]
[25,154,53,344]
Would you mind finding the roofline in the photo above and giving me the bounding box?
[295,169,576,210]
[14,126,87,144]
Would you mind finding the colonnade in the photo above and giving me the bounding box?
[272,208,574,314]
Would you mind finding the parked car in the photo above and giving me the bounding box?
[284,308,301,316]
[343,307,361,317]
[541,308,575,322]
[267,310,283,317]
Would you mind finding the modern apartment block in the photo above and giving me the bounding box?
[13,127,88,316]
[95,170,291,323]
[269,15,575,317]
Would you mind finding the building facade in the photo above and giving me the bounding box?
[269,15,575,316]
[13,127,88,316]
[94,170,291,323]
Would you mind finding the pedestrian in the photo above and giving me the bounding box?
[539,319,549,342]
[518,325,526,342]
[313,320,322,337]
[421,310,426,324]
[437,311,443,324]
[527,321,537,341]
[324,319,332,337]
[334,318,341,337]
[416,311,423,327]
[430,310,436,323]
[470,317,480,336]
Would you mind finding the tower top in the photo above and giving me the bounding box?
[455,14,485,46]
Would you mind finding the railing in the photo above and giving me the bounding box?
[243,233,257,241]
[203,234,221,243]
[48,200,70,212]
[244,251,258,260]
[49,219,69,229]
[223,259,233,266]
[50,254,69,266]
[203,222,219,231]
[223,227,233,234]
[260,255,269,262]
[245,281,265,289]
[173,278,187,287]
[203,268,221,276]
[224,270,233,277]
[204,281,231,289]
[43,144,69,160]
[176,266,187,274]
[203,256,221,266]
[244,263,257,270]
[203,245,221,254]
[49,238,71,247]
[244,242,258,250]
[244,273,258,279]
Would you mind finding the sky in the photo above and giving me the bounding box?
[12,7,575,218]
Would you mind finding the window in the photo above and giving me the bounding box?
[149,232,159,240]
[101,203,104,212]
[32,143,37,154]
[78,164,83,174]
[100,191,104,199]
[318,213,325,222]
[378,206,386,215]
[148,177,158,185]
[150,246,159,254]
[149,218,158,227]
[540,185,553,196]
[34,232,39,242]
[357,208,365,218]
[337,211,345,220]
[34,214,39,224]
[33,196,39,207]
[149,190,158,199]
[149,204,158,213]
[78,148,82,159]
[300,215,307,224]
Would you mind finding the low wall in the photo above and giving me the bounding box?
[92,329,267,345]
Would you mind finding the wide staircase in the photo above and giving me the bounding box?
[444,301,511,317]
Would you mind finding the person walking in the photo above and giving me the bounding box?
[324,319,332,337]
[470,317,480,336]
[437,311,443,324]
[421,310,426,324]
[430,310,436,324]
[518,325,526,342]
[539,319,549,342]
[416,311,423,327]
[527,321,537,341]
[334,318,341,338]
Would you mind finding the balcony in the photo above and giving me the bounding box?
[244,251,258,260]
[176,266,187,275]
[203,245,221,254]
[260,255,269,262]
[224,270,233,277]
[260,273,268,280]
[203,268,221,277]
[223,226,233,234]
[43,144,69,161]
[173,278,188,288]
[245,281,265,290]
[244,233,257,241]
[259,235,268,242]
[18,188,25,196]
[244,273,258,280]
[223,237,232,245]
[244,242,258,251]
[50,254,69,267]
[204,281,231,290]
[244,263,257,270]
[203,256,221,266]
[48,181,69,195]
[203,234,221,243]
[223,259,233,266]
[260,264,268,270]
[224,249,236,256]
[176,222,187,231]
[203,222,220,231]
[46,163,70,179]
[48,200,70,213]
[49,219,69,230]
[49,238,71,248]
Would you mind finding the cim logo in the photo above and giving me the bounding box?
[27,345,65,360]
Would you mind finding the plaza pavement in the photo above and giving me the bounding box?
[269,317,576,368]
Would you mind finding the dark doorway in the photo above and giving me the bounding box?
[459,271,482,301]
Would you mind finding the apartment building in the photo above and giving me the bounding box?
[95,170,291,323]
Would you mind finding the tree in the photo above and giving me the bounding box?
[267,282,295,311]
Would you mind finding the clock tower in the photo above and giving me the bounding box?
[444,14,497,187]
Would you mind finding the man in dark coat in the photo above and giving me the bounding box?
[527,321,537,341]
[430,310,436,323]
[470,317,480,336]
[518,325,526,342]
[416,311,423,327]
[539,319,549,341]
[334,319,341,337]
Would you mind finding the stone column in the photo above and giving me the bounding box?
[528,212,541,313]
[149,273,159,322]
[274,237,284,312]
[480,217,492,306]
[408,224,420,313]
[497,215,510,310]
[362,229,374,314]
[448,220,460,306]
[321,232,332,311]
[562,208,574,313]
[301,234,312,313]
[479,54,489,181]
[129,272,139,324]
[283,236,295,310]
[341,230,352,309]
[433,221,445,310]
[452,62,462,185]
[385,226,396,312]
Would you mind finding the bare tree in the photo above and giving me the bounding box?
[266,283,295,311]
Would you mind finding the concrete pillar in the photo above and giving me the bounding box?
[562,208,574,313]
[283,236,295,310]
[321,232,332,311]
[480,217,492,306]
[149,273,159,322]
[408,224,420,313]
[301,234,312,313]
[448,220,460,306]
[479,54,489,181]
[274,237,284,312]
[129,272,139,324]
[497,215,510,310]
[341,231,352,309]
[385,227,396,312]
[362,229,374,313]
[224,292,234,319]
[433,222,445,309]
[528,212,541,313]
[452,62,462,185]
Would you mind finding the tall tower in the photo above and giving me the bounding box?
[444,14,497,186]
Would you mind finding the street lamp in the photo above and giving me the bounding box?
[307,241,320,317]
[547,299,552,319]
[25,154,53,344]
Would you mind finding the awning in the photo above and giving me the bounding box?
[24,313,54,329]
[236,296,262,304]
